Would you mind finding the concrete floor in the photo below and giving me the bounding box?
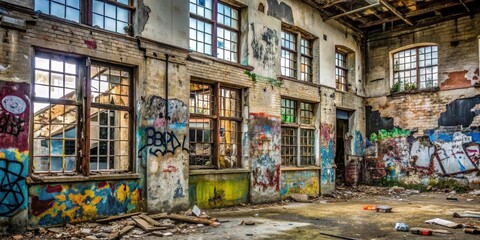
[150,192,480,240]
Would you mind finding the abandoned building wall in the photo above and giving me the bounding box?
[364,14,480,187]
[138,0,189,49]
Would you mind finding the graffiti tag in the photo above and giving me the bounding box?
[0,113,25,137]
[0,158,25,216]
[138,127,188,157]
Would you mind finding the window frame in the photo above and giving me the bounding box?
[280,98,316,167]
[280,28,315,82]
[189,82,243,169]
[189,0,241,63]
[391,45,439,91]
[31,50,135,176]
[281,30,298,78]
[335,49,348,92]
[34,0,134,35]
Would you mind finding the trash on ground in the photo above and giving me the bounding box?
[394,222,409,231]
[425,218,461,228]
[410,227,433,236]
[376,205,392,213]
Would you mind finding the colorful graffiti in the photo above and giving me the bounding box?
[0,81,30,218]
[280,170,319,197]
[320,123,335,194]
[0,150,28,216]
[29,181,142,226]
[138,95,189,157]
[189,173,249,209]
[366,128,480,183]
[354,131,365,156]
[249,113,281,202]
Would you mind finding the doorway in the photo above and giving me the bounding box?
[335,109,350,185]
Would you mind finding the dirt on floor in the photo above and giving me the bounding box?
[5,186,480,240]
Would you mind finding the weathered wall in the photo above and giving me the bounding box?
[0,81,30,233]
[138,0,189,49]
[364,13,480,186]
[366,14,480,97]
[189,172,249,209]
[280,170,319,197]
[29,181,143,226]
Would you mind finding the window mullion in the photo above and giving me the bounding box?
[82,58,92,176]
[212,0,218,58]
[416,48,420,88]
[214,82,221,168]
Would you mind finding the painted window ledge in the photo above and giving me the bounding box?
[189,168,251,175]
[281,166,321,171]
[27,173,141,185]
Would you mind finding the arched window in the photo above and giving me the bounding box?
[392,45,438,91]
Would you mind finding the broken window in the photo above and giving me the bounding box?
[335,50,347,91]
[189,82,242,169]
[34,0,133,35]
[189,0,240,62]
[281,99,316,166]
[393,45,438,90]
[33,52,133,175]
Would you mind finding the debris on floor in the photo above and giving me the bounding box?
[375,205,392,213]
[425,218,461,228]
[12,209,221,240]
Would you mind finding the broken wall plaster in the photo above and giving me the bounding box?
[266,0,294,24]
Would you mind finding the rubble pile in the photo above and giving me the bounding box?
[9,207,221,240]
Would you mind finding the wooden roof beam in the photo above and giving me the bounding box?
[318,0,350,9]
[379,0,414,26]
[458,0,471,13]
[325,2,381,21]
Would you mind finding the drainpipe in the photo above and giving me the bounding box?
[165,54,170,135]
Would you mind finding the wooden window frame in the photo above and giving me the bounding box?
[189,82,243,169]
[392,45,439,90]
[31,51,135,176]
[300,38,313,82]
[34,0,134,35]
[281,30,298,78]
[189,0,241,63]
[335,50,348,92]
[281,98,316,166]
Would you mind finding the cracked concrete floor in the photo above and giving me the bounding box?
[148,192,480,240]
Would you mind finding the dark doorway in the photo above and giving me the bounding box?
[335,110,350,184]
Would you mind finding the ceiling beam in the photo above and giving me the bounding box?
[458,0,471,12]
[325,2,381,21]
[334,4,369,24]
[379,0,414,26]
[359,0,477,28]
[317,0,350,9]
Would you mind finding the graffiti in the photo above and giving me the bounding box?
[2,95,26,114]
[173,179,184,198]
[370,127,410,142]
[30,181,142,226]
[138,127,188,157]
[0,157,25,216]
[249,113,281,200]
[366,128,480,183]
[250,24,279,70]
[162,165,178,173]
[141,96,188,129]
[354,131,365,156]
[189,173,249,208]
[0,113,25,137]
[280,170,319,196]
[320,123,334,148]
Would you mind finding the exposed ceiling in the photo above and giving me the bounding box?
[301,0,480,34]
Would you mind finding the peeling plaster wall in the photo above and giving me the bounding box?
[280,170,319,197]
[138,0,189,49]
[189,173,249,209]
[138,57,190,212]
[366,14,480,97]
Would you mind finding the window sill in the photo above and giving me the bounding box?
[188,52,254,71]
[189,168,250,175]
[388,87,439,97]
[27,173,141,185]
[281,166,321,171]
[278,76,318,87]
